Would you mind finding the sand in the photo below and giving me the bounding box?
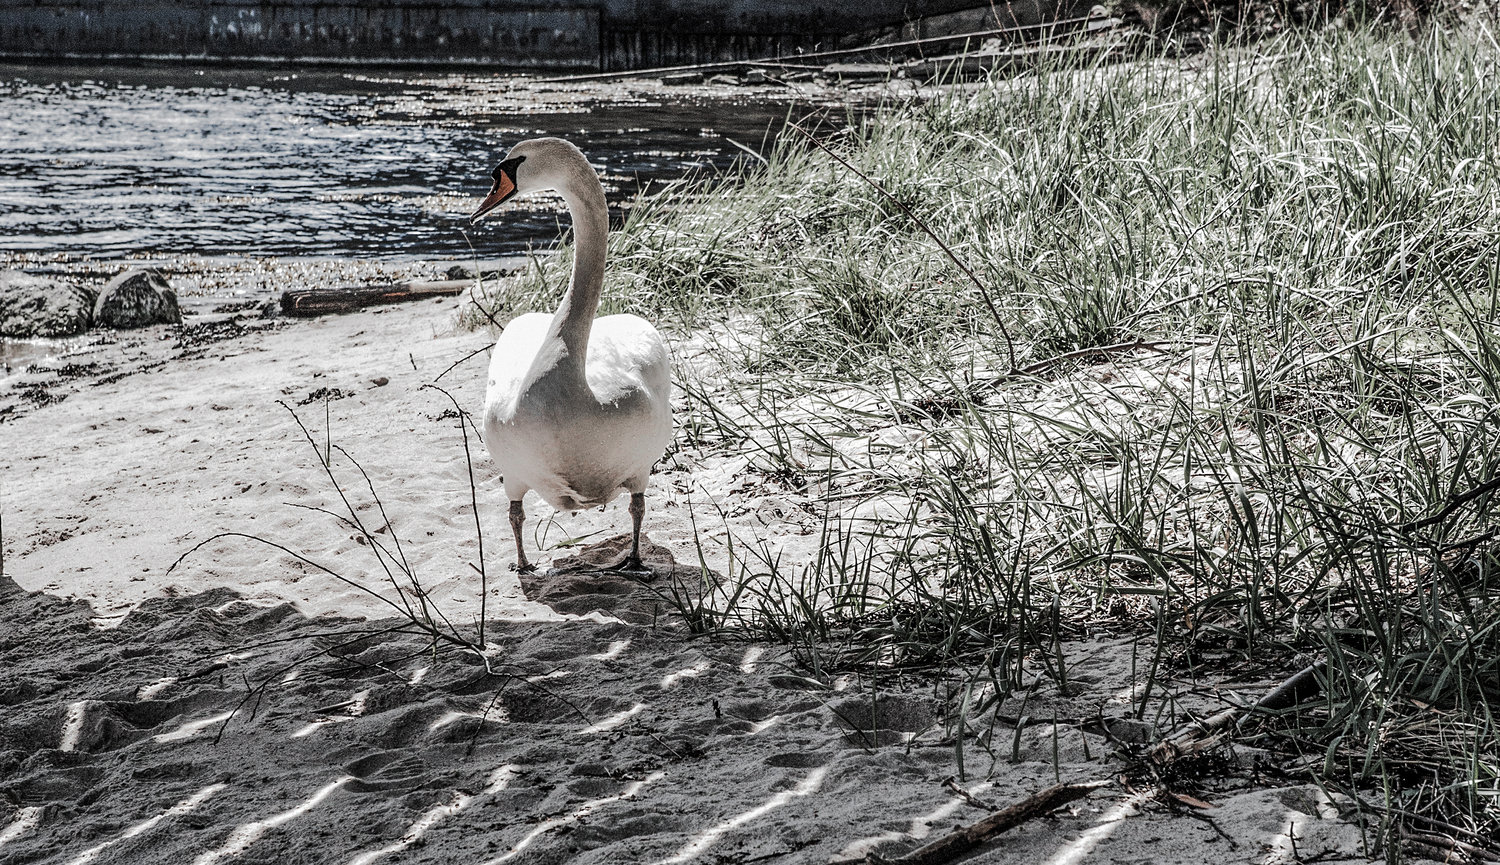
[0,296,1394,864]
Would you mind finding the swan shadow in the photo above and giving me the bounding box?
[517,535,723,627]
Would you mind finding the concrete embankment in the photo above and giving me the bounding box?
[0,0,1011,70]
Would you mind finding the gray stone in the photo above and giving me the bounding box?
[0,271,96,338]
[93,268,181,330]
[446,261,516,281]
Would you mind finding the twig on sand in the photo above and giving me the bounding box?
[868,779,1111,865]
[210,623,421,743]
[941,776,997,811]
[433,342,492,384]
[468,294,506,332]
[1401,831,1500,863]
[1371,803,1497,849]
[421,383,489,646]
[1346,801,1500,863]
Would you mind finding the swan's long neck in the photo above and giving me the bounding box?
[549,159,609,372]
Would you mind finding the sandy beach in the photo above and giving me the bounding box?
[0,290,1392,864]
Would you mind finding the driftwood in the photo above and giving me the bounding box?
[1147,660,1326,768]
[870,780,1112,865]
[279,280,471,318]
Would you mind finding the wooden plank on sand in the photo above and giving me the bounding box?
[280,280,471,317]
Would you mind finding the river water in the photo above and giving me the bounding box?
[0,63,804,269]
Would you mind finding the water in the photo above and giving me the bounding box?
[0,63,800,264]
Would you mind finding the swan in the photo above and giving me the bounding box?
[470,137,672,573]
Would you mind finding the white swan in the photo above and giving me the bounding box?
[470,137,672,573]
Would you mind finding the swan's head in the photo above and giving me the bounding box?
[469,138,589,225]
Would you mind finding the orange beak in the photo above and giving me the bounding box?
[470,171,516,224]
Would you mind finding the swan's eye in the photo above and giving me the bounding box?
[492,155,526,184]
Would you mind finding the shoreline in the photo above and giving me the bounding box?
[0,255,521,384]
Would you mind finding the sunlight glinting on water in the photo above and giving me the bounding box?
[578,702,646,734]
[345,766,519,865]
[483,771,666,865]
[64,783,227,865]
[192,776,351,865]
[653,767,828,865]
[0,67,798,264]
[0,807,43,852]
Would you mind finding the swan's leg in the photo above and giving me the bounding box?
[625,492,646,571]
[578,492,650,576]
[509,499,535,573]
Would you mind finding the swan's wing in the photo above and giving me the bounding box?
[587,314,671,406]
[588,314,672,493]
[485,312,554,417]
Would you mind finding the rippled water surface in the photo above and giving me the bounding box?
[0,64,799,262]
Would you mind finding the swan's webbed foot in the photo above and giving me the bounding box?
[511,561,537,574]
[589,555,651,579]
[607,492,653,579]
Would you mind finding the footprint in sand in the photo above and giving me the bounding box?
[827,693,939,748]
[342,750,431,793]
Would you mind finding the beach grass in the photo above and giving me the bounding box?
[477,25,1500,849]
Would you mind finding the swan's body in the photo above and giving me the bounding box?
[484,311,670,511]
[472,137,671,571]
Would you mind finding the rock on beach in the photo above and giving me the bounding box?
[0,270,96,338]
[93,268,182,329]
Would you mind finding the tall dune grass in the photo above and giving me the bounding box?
[480,26,1500,845]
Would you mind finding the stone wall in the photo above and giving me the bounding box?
[0,1,600,67]
[0,0,1018,69]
